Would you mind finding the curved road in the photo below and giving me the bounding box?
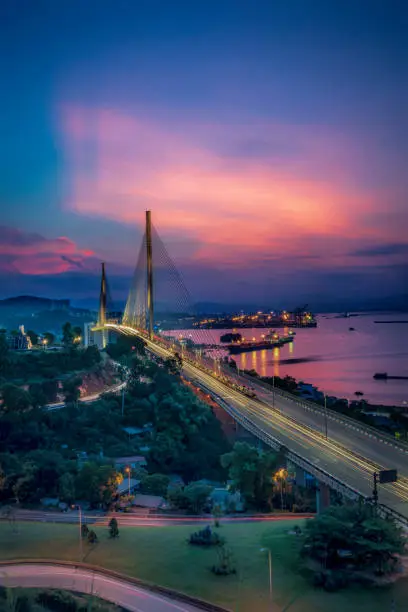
[0,564,211,612]
[106,325,408,519]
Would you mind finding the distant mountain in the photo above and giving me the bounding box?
[0,295,95,335]
[0,295,71,310]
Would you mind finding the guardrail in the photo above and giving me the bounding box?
[238,371,408,455]
[0,560,231,612]
[209,394,408,530]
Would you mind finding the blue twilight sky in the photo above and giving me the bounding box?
[0,0,407,309]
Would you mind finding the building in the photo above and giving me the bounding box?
[132,494,166,510]
[83,322,96,348]
[114,455,148,470]
[6,325,32,350]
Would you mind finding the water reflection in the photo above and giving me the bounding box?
[165,315,408,405]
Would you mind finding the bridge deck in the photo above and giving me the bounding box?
[103,324,408,521]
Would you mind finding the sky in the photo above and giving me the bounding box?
[1,0,407,310]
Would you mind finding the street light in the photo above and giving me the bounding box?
[72,504,83,560]
[324,395,328,439]
[260,548,272,610]
[125,466,131,496]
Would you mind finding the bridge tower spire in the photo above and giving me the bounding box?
[98,262,107,327]
[146,210,154,339]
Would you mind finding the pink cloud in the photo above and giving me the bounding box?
[0,227,95,275]
[58,105,402,268]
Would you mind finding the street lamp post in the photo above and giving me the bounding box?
[125,467,131,496]
[73,504,83,560]
[324,395,328,440]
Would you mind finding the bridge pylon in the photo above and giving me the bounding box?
[146,210,154,340]
[96,262,108,348]
[98,262,107,327]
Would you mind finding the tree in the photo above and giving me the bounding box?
[28,383,48,408]
[140,473,170,496]
[164,357,181,376]
[26,330,38,346]
[0,384,32,414]
[62,322,74,346]
[303,504,405,579]
[62,376,82,404]
[75,462,122,507]
[212,503,223,528]
[87,529,98,544]
[58,472,76,504]
[41,379,59,403]
[108,517,119,538]
[0,332,9,375]
[44,332,55,346]
[168,482,213,514]
[221,442,279,509]
[83,345,101,367]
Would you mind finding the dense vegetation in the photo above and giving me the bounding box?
[301,504,405,590]
[0,332,101,384]
[0,342,230,507]
[0,587,121,612]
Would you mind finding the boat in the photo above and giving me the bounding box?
[373,372,408,380]
[227,330,294,354]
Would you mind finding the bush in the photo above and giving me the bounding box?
[312,570,349,592]
[189,525,224,547]
[87,529,98,544]
[36,590,79,612]
[211,545,237,576]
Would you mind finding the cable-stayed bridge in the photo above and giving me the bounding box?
[92,211,408,524]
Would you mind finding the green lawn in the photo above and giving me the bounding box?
[0,520,406,612]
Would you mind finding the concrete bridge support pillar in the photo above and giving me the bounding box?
[295,466,307,488]
[316,483,331,514]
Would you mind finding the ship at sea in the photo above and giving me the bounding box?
[225,330,295,354]
[195,305,317,329]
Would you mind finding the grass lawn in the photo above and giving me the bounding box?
[0,520,407,612]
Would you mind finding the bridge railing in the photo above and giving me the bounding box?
[236,370,408,456]
[212,395,408,530]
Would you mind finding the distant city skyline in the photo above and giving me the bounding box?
[1,1,407,308]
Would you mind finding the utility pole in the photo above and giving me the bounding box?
[78,505,83,560]
[260,548,272,611]
[146,210,154,340]
[272,375,275,409]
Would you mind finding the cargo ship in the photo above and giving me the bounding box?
[195,306,317,329]
[227,331,294,354]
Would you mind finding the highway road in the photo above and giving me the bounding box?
[46,381,126,411]
[106,326,408,520]
[0,564,206,612]
[1,508,312,527]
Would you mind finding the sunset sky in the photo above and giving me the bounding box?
[1,1,407,309]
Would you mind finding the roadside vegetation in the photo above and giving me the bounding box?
[0,586,121,612]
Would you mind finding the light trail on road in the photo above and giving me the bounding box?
[0,564,205,612]
[106,325,408,519]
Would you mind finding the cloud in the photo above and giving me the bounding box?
[0,226,96,275]
[59,105,385,268]
[349,243,408,258]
